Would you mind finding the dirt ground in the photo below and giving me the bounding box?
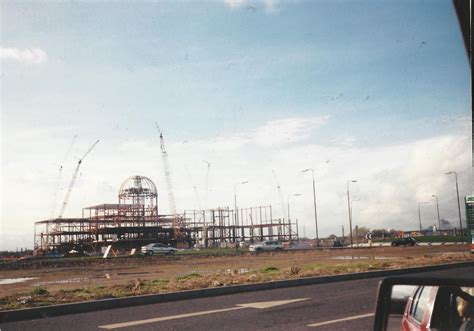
[1,245,471,301]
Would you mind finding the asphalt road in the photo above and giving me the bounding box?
[2,266,473,331]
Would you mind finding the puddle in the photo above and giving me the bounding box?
[34,277,90,286]
[328,256,398,260]
[100,271,157,279]
[0,277,38,285]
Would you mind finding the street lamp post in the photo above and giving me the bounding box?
[350,198,360,239]
[446,171,463,240]
[432,195,441,231]
[346,180,357,247]
[418,201,429,233]
[234,181,248,243]
[302,168,319,247]
[287,193,301,241]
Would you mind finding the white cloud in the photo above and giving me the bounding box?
[180,115,329,152]
[253,116,329,147]
[262,0,280,15]
[223,0,247,9]
[0,47,48,65]
[1,116,471,250]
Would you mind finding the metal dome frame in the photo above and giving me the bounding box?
[118,175,158,209]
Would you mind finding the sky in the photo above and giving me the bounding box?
[0,0,471,250]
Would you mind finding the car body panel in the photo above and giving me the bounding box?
[249,240,284,252]
[141,243,177,255]
[401,286,437,331]
[391,237,417,246]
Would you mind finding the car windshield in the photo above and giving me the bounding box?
[0,2,471,328]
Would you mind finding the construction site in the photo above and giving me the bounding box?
[34,128,298,254]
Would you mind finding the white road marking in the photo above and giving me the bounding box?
[99,306,244,329]
[307,313,374,327]
[99,298,309,329]
[237,298,309,309]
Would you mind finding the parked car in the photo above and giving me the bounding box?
[333,239,343,247]
[141,243,177,255]
[249,240,284,252]
[391,237,416,247]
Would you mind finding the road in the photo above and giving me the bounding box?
[2,266,473,331]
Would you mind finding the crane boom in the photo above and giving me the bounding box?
[58,139,100,218]
[80,139,100,161]
[155,123,178,224]
[50,134,78,219]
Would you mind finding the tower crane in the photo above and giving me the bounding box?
[272,169,286,220]
[155,123,180,234]
[57,139,100,219]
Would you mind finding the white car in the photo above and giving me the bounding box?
[141,243,177,255]
[249,240,284,252]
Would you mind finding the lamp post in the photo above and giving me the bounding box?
[418,201,429,233]
[346,180,357,247]
[302,168,319,247]
[446,171,463,240]
[432,195,441,231]
[351,198,360,239]
[287,193,301,241]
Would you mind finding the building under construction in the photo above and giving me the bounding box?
[34,175,298,253]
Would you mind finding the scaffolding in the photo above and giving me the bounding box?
[183,205,298,247]
[34,176,298,253]
[34,208,180,253]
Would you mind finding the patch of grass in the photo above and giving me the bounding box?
[415,235,463,242]
[290,266,301,275]
[31,287,48,296]
[176,272,202,281]
[150,279,169,286]
[261,266,279,273]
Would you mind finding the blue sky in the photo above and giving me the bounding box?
[1,0,471,250]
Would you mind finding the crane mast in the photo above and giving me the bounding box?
[155,123,179,231]
[58,139,100,219]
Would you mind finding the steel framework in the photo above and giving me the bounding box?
[34,176,298,253]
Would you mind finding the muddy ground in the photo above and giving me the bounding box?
[1,245,471,301]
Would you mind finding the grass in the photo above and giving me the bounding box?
[1,252,472,311]
[31,287,48,296]
[176,247,249,256]
[176,272,202,281]
[261,266,279,273]
[414,235,463,242]
[0,249,250,272]
[373,235,463,243]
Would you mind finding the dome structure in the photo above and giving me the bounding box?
[118,175,158,207]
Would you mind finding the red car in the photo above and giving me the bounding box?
[400,285,473,330]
